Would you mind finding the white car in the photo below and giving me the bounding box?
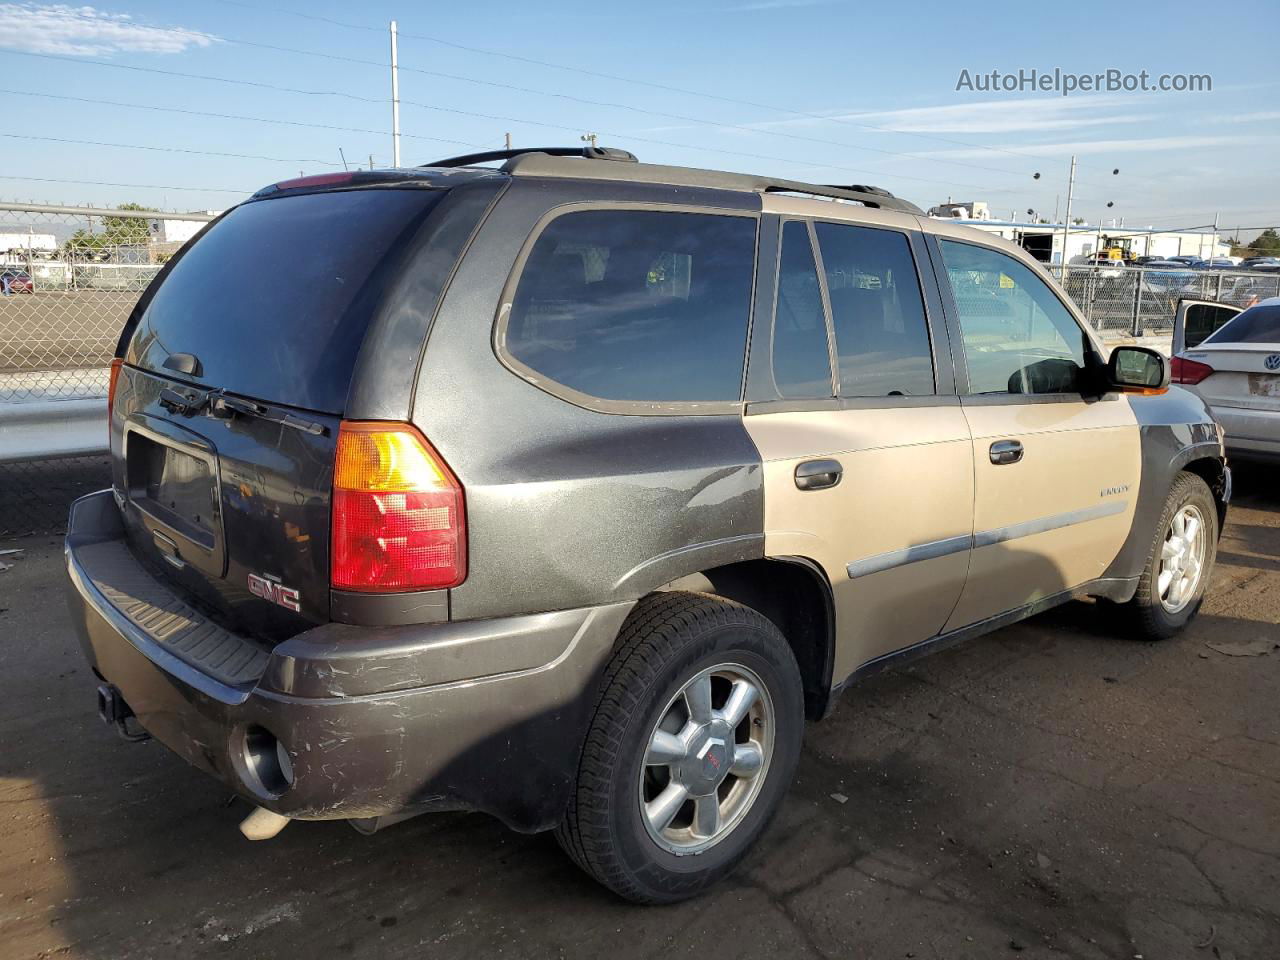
[1172,296,1280,462]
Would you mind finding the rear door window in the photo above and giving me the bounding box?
[128,189,443,414]
[813,222,935,397]
[772,221,833,399]
[503,209,757,405]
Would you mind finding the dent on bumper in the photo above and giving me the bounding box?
[66,491,634,830]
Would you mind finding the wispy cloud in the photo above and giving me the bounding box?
[1210,110,1280,124]
[914,134,1275,161]
[0,3,218,56]
[745,94,1156,135]
[727,0,831,10]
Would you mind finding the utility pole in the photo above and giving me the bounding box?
[505,132,512,150]
[580,132,598,149]
[1059,155,1076,267]
[390,20,402,167]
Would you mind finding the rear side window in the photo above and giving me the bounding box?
[813,222,935,397]
[1205,304,1280,344]
[129,189,443,414]
[772,221,833,399]
[503,209,757,405]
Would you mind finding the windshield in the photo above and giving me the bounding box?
[127,188,443,413]
[1205,303,1280,345]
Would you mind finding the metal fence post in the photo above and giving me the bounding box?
[1131,269,1144,336]
[1214,273,1223,301]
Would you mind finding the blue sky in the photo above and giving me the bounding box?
[2,0,1277,236]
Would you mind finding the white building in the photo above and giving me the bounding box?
[148,213,218,244]
[928,215,1230,265]
[0,232,58,257]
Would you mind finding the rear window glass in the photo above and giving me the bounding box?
[814,222,935,397]
[128,189,442,413]
[503,209,757,405]
[1205,304,1280,344]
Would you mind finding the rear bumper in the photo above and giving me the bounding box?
[1209,405,1280,461]
[65,490,633,831]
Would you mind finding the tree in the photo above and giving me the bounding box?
[1247,228,1280,255]
[64,202,156,257]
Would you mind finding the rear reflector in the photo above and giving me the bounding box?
[1171,356,1214,385]
[107,358,123,427]
[331,422,466,592]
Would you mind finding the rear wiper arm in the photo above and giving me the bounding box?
[210,394,328,436]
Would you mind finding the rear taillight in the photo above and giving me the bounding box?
[1171,356,1214,385]
[330,421,466,592]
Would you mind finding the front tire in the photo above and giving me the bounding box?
[556,592,804,903]
[1124,471,1218,639]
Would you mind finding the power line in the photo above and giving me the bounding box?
[0,77,1018,197]
[5,49,1033,184]
[0,89,477,148]
[203,0,1075,168]
[1,132,344,167]
[26,4,1066,176]
[0,175,248,194]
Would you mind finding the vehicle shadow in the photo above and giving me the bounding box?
[7,534,1278,959]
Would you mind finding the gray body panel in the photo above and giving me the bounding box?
[1102,387,1227,586]
[66,491,633,832]
[408,177,766,621]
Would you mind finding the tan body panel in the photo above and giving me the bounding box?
[743,406,974,682]
[944,396,1141,629]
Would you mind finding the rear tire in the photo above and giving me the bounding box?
[556,592,803,903]
[1122,472,1218,640]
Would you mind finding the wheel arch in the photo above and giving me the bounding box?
[1177,450,1229,533]
[653,556,836,720]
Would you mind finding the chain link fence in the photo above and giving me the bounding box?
[1051,264,1280,335]
[0,202,213,537]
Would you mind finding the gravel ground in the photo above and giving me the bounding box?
[1,466,1277,960]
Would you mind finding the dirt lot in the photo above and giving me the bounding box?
[1,468,1277,960]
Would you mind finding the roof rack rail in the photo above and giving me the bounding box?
[424,146,638,168]
[423,146,922,215]
[759,181,920,213]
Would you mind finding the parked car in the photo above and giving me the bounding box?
[1240,256,1280,270]
[1167,256,1208,268]
[66,147,1230,903]
[0,268,33,294]
[1172,296,1280,462]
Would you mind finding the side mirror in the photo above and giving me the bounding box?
[1108,346,1169,392]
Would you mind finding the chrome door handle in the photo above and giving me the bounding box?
[795,459,843,490]
[989,439,1024,465]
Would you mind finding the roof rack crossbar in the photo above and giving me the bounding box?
[424,146,638,168]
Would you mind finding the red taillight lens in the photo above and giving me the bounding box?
[272,172,355,191]
[330,421,466,592]
[1171,356,1214,385]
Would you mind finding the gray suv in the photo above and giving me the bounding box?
[67,147,1229,903]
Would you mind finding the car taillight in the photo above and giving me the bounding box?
[1171,356,1214,385]
[107,358,123,419]
[331,421,466,592]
